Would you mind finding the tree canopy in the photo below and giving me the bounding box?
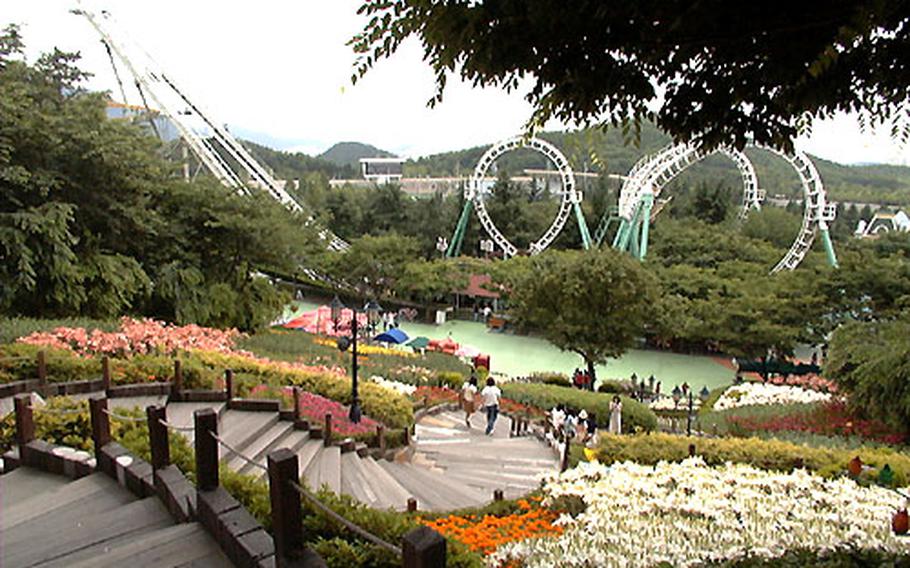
[0,25,317,329]
[505,248,659,380]
[352,1,910,151]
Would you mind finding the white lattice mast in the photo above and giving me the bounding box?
[73,4,349,252]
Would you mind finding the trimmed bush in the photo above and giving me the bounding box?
[500,383,657,433]
[0,343,100,384]
[528,372,572,388]
[596,379,628,394]
[589,432,910,487]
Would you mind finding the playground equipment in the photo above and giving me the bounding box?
[446,136,592,257]
[74,4,348,252]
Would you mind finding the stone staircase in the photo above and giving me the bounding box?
[0,466,231,567]
[2,394,560,513]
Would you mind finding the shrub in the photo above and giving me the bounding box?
[434,371,465,389]
[0,317,118,344]
[528,372,572,388]
[589,432,910,487]
[596,379,627,394]
[0,343,100,384]
[500,383,657,433]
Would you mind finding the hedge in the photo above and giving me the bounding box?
[588,432,910,487]
[0,343,413,431]
[500,383,658,433]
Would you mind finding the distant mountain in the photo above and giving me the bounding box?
[318,142,396,169]
[242,140,355,180]
[403,124,910,206]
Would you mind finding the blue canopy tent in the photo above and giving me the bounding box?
[373,328,409,344]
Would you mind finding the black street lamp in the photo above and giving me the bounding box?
[687,386,712,437]
[335,299,381,424]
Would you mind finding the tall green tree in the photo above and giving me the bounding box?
[506,248,658,383]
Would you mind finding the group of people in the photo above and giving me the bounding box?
[471,303,494,323]
[549,395,624,447]
[461,372,502,435]
[571,368,594,390]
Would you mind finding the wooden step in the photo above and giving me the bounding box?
[251,428,310,478]
[0,466,72,509]
[164,402,226,444]
[359,456,413,511]
[340,452,378,506]
[2,472,134,532]
[2,495,173,567]
[379,461,485,511]
[304,446,341,494]
[65,522,231,568]
[217,410,279,459]
[228,420,293,473]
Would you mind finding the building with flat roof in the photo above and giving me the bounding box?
[360,157,405,184]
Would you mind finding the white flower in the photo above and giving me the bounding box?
[367,375,417,396]
[713,383,831,410]
[488,458,910,567]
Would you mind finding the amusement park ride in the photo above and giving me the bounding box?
[75,4,837,274]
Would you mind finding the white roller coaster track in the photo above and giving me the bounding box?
[467,136,579,257]
[617,143,835,272]
[75,5,349,253]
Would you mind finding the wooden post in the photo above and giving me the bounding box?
[37,350,47,392]
[403,425,411,446]
[173,359,183,396]
[493,489,504,502]
[194,408,218,491]
[688,443,696,457]
[101,356,111,392]
[510,417,517,438]
[292,386,300,422]
[376,424,386,452]
[146,405,170,470]
[561,437,570,472]
[407,497,417,512]
[13,394,34,447]
[402,526,446,568]
[324,413,333,447]
[225,369,234,399]
[89,397,111,459]
[268,449,304,566]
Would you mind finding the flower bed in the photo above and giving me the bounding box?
[728,400,906,445]
[421,497,562,556]
[490,458,910,567]
[714,382,831,410]
[17,317,241,357]
[766,373,838,394]
[313,337,417,359]
[411,386,460,408]
[294,390,379,436]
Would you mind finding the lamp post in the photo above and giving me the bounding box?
[687,386,712,437]
[335,299,382,424]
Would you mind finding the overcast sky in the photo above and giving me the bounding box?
[4,1,908,165]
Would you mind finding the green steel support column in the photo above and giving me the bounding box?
[446,201,473,258]
[820,228,839,268]
[638,194,654,260]
[629,217,640,259]
[573,202,593,250]
[613,218,632,251]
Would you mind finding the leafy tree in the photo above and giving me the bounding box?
[690,181,733,224]
[328,234,420,297]
[395,259,468,305]
[506,248,658,383]
[352,2,910,151]
[825,312,910,432]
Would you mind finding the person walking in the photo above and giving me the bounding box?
[481,377,502,436]
[609,395,623,435]
[461,375,478,428]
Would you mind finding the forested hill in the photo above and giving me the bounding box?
[242,140,356,179]
[318,142,395,169]
[404,124,910,206]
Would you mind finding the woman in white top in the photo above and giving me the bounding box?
[609,395,623,434]
[480,377,502,436]
[461,376,478,428]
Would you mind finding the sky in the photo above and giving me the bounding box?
[4,1,909,165]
